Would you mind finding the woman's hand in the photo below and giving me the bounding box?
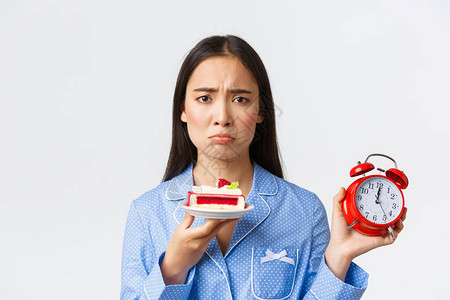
[324,187,407,281]
[160,213,239,285]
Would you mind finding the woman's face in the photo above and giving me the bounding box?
[181,55,263,162]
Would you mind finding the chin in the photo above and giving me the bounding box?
[196,140,251,161]
[209,149,248,163]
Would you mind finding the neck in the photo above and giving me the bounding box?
[193,152,254,198]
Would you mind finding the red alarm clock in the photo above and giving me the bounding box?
[342,153,408,239]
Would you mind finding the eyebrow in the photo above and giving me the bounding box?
[193,87,253,94]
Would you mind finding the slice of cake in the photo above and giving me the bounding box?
[187,178,245,210]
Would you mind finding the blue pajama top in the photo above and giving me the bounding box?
[121,163,368,299]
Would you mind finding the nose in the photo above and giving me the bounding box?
[214,99,233,127]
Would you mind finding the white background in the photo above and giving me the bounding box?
[1,0,449,299]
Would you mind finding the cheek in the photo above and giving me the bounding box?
[185,102,208,124]
[184,107,209,137]
[235,108,260,137]
[238,105,260,126]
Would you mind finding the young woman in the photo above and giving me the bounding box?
[121,35,406,299]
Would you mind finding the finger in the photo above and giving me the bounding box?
[386,219,405,244]
[189,218,226,238]
[401,207,407,222]
[387,230,396,244]
[333,187,346,211]
[180,212,195,229]
[394,218,404,233]
[205,218,240,240]
[377,226,396,244]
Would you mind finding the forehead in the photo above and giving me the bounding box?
[187,56,258,89]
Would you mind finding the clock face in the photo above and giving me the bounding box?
[355,176,403,225]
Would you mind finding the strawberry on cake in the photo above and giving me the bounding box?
[187,178,245,210]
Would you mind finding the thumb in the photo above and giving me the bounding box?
[207,218,241,240]
[333,187,346,211]
[180,212,195,229]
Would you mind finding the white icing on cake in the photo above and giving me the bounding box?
[191,185,242,195]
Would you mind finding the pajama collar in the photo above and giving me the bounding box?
[165,162,279,261]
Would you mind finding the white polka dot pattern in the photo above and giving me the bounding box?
[120,163,369,299]
[251,247,298,299]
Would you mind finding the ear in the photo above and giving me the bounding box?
[181,110,187,123]
[180,99,188,122]
[256,114,264,123]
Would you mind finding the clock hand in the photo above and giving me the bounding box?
[375,187,382,205]
[375,187,387,221]
[377,200,388,222]
[375,187,396,240]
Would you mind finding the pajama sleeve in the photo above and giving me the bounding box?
[120,201,195,299]
[301,195,369,300]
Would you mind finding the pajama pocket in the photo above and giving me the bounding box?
[251,247,299,299]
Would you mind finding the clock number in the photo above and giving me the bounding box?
[377,182,384,189]
[387,187,391,193]
[365,212,369,218]
[389,211,393,216]
[361,188,369,194]
[356,195,362,201]
[383,215,387,221]
[359,204,364,210]
[368,183,374,189]
[391,193,395,200]
[373,215,377,222]
[392,203,397,209]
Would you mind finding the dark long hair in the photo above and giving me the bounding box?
[163,35,283,181]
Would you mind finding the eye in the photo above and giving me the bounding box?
[233,97,248,104]
[196,95,212,103]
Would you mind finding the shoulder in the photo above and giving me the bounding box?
[255,164,318,200]
[255,164,322,209]
[256,166,328,227]
[276,176,318,200]
[127,164,193,222]
[131,180,171,211]
[255,164,324,217]
[275,176,323,210]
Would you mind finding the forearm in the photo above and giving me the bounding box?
[324,245,352,282]
[160,255,190,285]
